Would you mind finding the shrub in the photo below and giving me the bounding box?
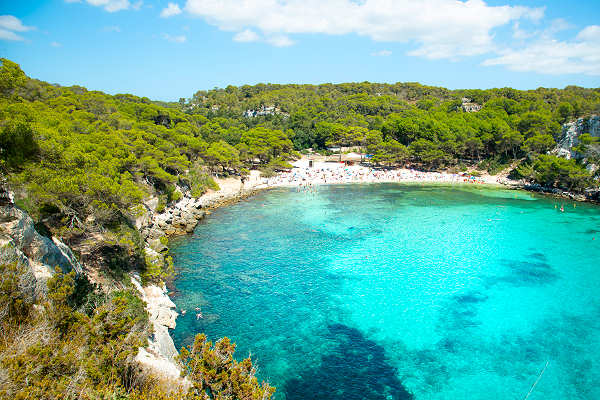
[0,262,35,324]
[188,167,220,198]
[179,334,275,400]
[0,269,156,400]
[0,122,39,170]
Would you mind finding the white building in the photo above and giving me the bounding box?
[461,98,482,113]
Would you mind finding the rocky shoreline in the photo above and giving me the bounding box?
[522,183,600,204]
[0,173,269,386]
[132,172,268,380]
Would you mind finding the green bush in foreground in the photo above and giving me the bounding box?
[0,263,151,399]
[0,263,275,399]
[179,334,275,400]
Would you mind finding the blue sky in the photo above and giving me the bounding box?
[1,0,599,101]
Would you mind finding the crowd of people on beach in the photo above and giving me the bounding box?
[261,162,511,187]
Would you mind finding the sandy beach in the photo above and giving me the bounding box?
[256,158,516,188]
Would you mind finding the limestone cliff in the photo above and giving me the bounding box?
[554,115,600,159]
[0,204,82,284]
[0,193,186,385]
[131,273,186,383]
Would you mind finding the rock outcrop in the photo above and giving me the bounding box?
[136,174,266,279]
[0,187,84,310]
[0,204,82,282]
[147,196,206,237]
[0,183,242,388]
[554,115,600,159]
[131,273,184,382]
[129,174,266,378]
[138,171,265,242]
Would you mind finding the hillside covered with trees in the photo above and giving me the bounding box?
[1,58,599,399]
[2,59,599,236]
[185,81,600,192]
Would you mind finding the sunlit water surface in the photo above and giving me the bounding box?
[170,184,600,400]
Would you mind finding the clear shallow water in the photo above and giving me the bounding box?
[170,184,600,400]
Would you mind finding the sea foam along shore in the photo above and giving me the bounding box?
[134,157,522,381]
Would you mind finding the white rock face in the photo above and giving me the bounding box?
[131,273,180,371]
[52,237,83,275]
[142,284,178,330]
[555,115,600,159]
[144,196,160,213]
[136,347,182,380]
[133,207,151,231]
[0,205,81,280]
[0,236,31,268]
[138,190,211,241]
[150,324,178,361]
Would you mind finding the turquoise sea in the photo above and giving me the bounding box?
[170,184,600,400]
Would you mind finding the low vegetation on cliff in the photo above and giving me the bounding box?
[0,262,275,399]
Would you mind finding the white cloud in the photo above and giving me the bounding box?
[371,50,392,56]
[51,41,62,47]
[548,18,571,34]
[86,0,130,12]
[183,0,543,57]
[512,22,533,40]
[0,15,34,41]
[67,0,141,12]
[233,28,290,46]
[482,25,600,76]
[513,18,570,41]
[577,25,600,42]
[0,15,34,32]
[233,29,259,42]
[163,33,186,43]
[0,29,24,41]
[160,3,182,18]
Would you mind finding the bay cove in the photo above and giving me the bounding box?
[170,184,600,400]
